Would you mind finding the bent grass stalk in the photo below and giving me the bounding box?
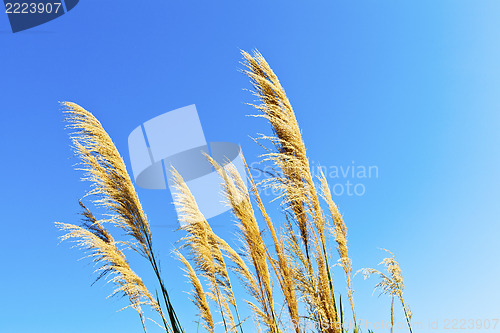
[176,251,215,333]
[171,167,241,333]
[58,102,183,333]
[320,172,357,330]
[56,202,161,333]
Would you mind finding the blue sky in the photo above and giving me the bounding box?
[1,1,499,332]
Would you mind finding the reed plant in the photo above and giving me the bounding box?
[57,51,413,333]
[56,102,183,333]
[360,250,413,333]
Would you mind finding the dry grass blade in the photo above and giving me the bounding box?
[245,158,301,333]
[172,154,280,332]
[171,167,240,333]
[241,50,327,257]
[208,157,281,333]
[320,172,357,327]
[242,50,339,332]
[63,102,152,257]
[62,102,182,333]
[241,51,312,258]
[217,236,279,332]
[56,202,163,333]
[176,251,215,333]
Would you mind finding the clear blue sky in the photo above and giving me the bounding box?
[1,1,499,332]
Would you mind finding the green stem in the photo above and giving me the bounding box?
[146,239,184,333]
[233,301,245,333]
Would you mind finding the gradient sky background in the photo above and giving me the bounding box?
[1,1,499,332]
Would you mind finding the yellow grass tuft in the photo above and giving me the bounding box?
[171,167,240,333]
[60,102,183,333]
[242,50,341,332]
[361,249,413,333]
[63,102,152,258]
[58,51,414,333]
[56,202,162,332]
[320,172,357,326]
[176,251,215,333]
[208,157,281,333]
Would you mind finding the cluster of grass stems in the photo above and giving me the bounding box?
[57,51,413,333]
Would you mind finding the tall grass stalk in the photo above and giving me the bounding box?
[58,102,183,333]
